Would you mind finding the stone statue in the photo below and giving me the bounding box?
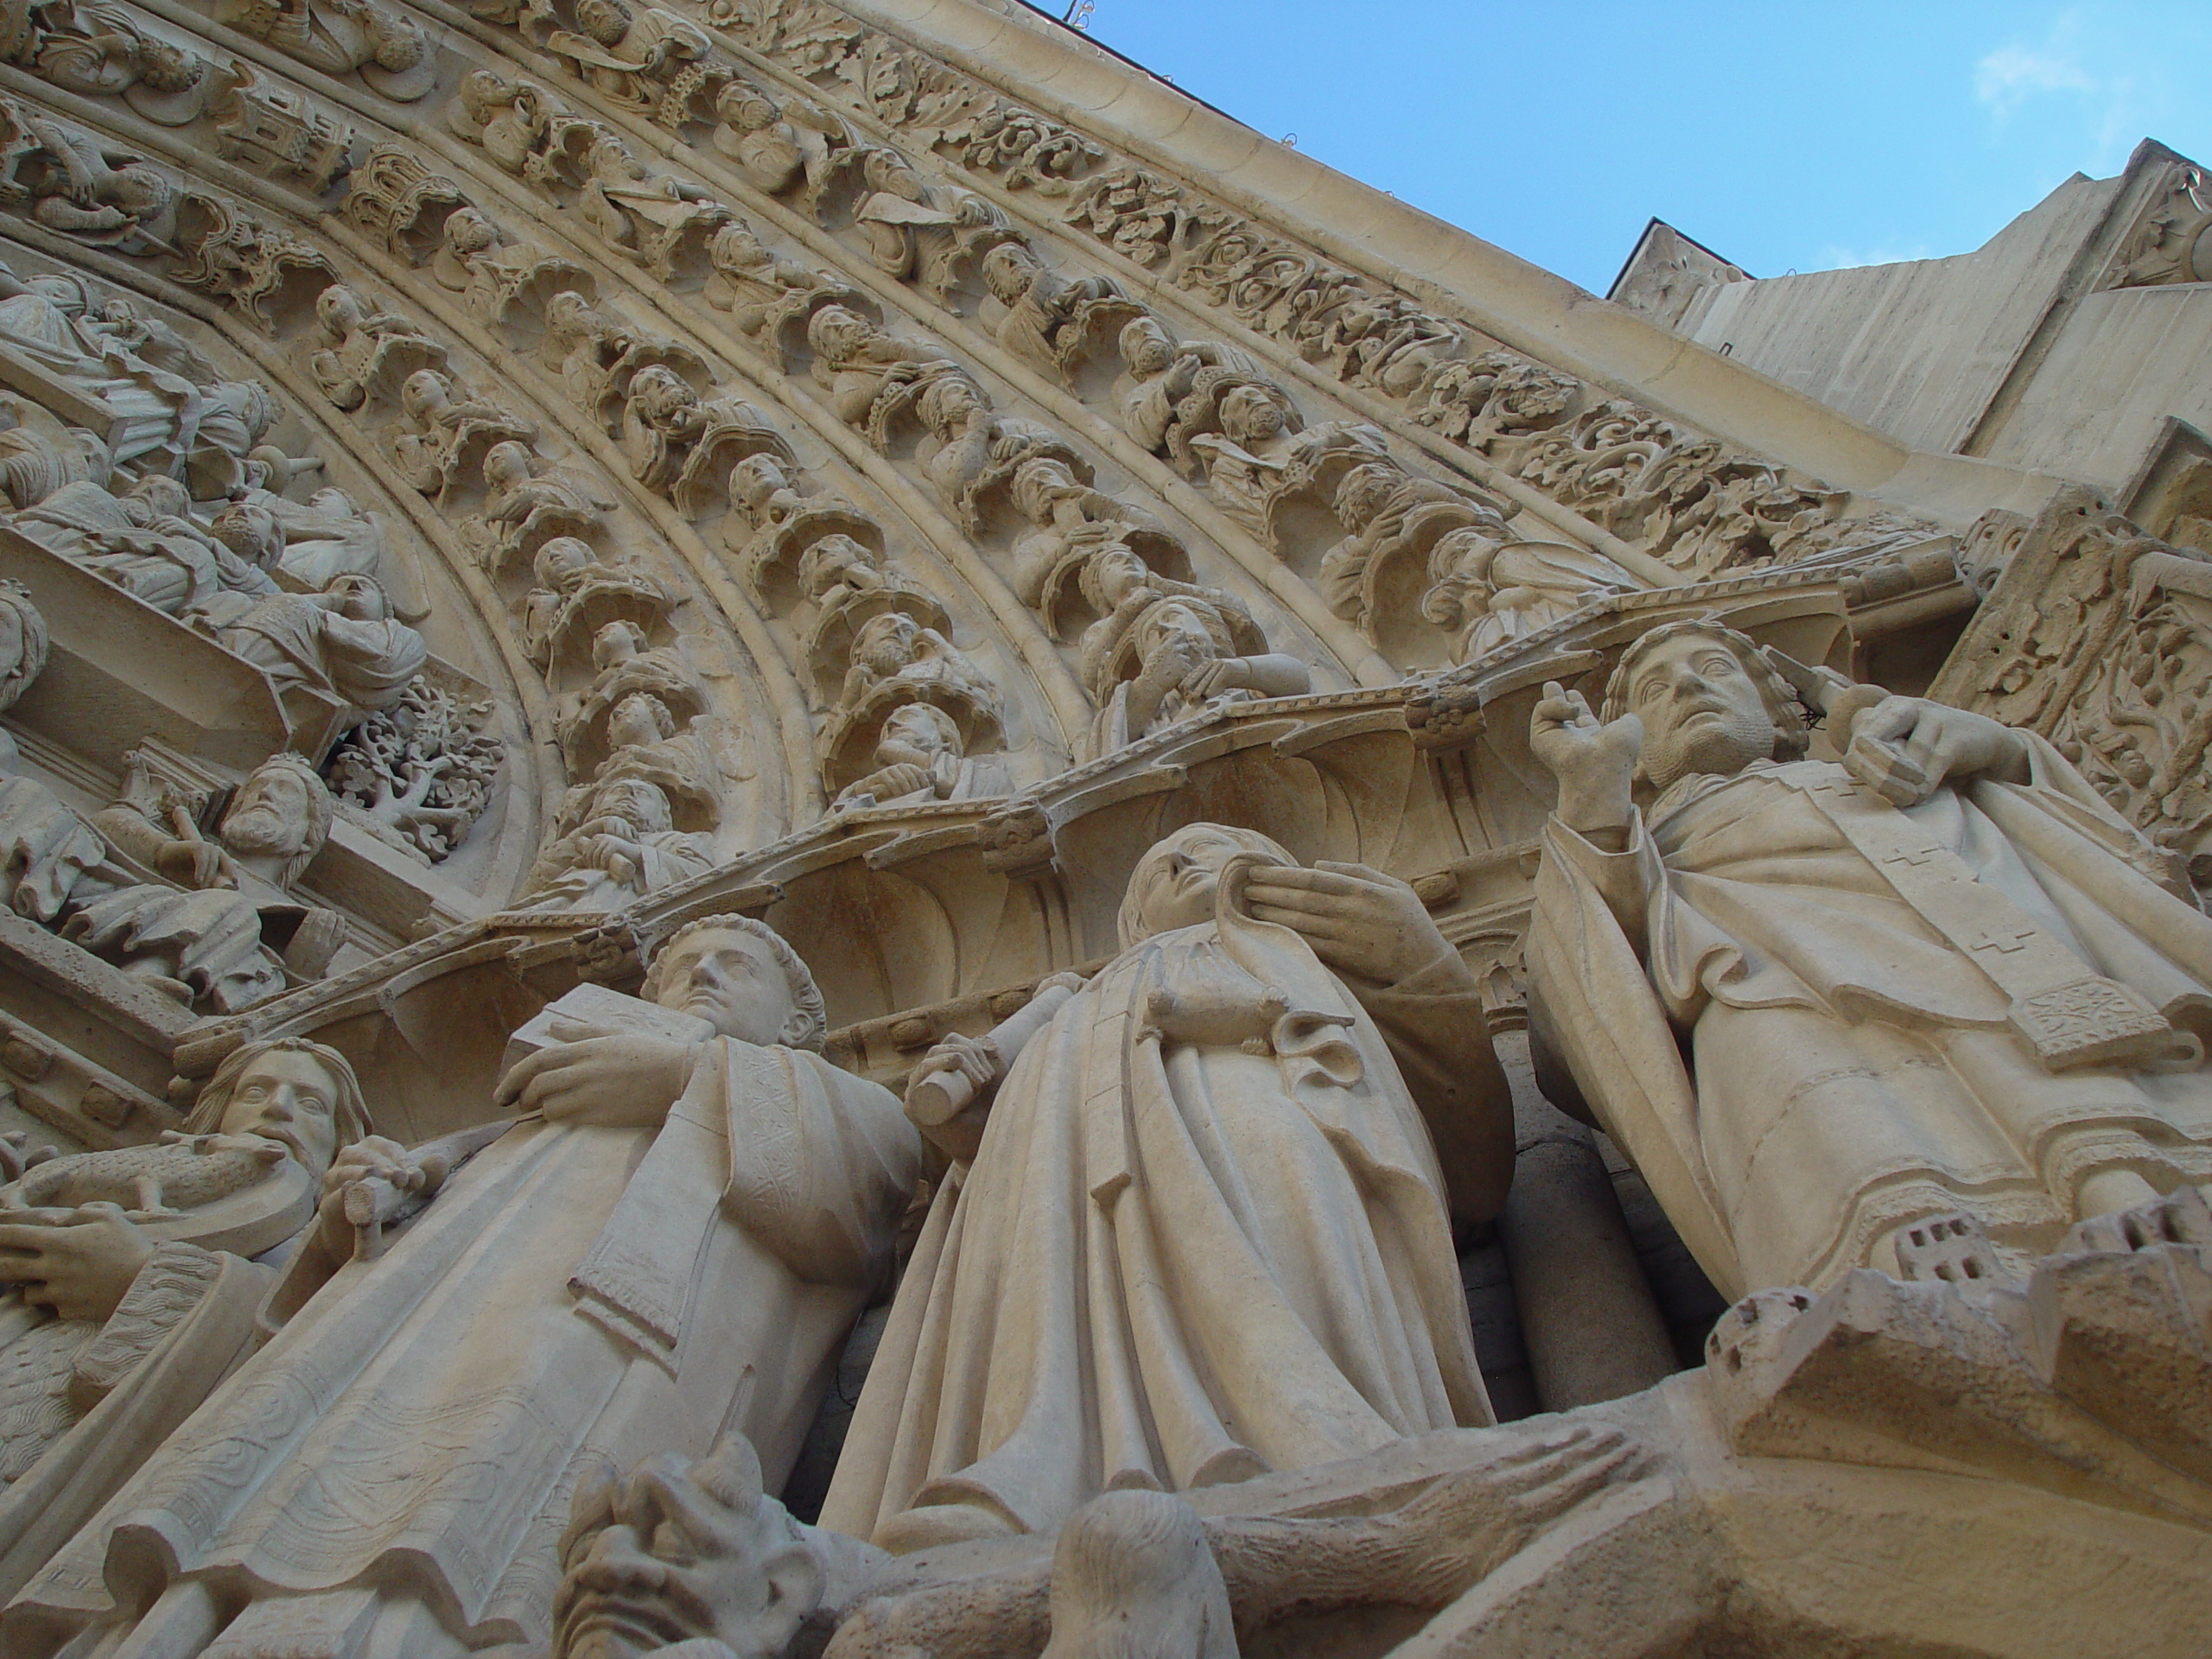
[1077,549,1310,752]
[541,0,710,114]
[577,130,733,283]
[1112,315,1274,472]
[822,823,1511,1552]
[70,751,342,1011]
[831,702,1006,810]
[520,536,672,673]
[804,303,957,436]
[1420,524,1635,662]
[619,365,786,507]
[430,207,590,329]
[13,475,276,620]
[551,1428,885,1659]
[836,609,997,727]
[391,369,539,500]
[978,242,1138,381]
[307,283,446,411]
[515,775,713,911]
[1007,454,1173,617]
[216,574,428,715]
[851,148,1008,308]
[711,79,855,218]
[703,219,855,342]
[0,1038,373,1601]
[1527,619,2212,1297]
[261,486,388,592]
[473,438,613,574]
[212,0,435,99]
[16,918,920,1656]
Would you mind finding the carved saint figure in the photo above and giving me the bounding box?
[0,1039,372,1601]
[979,242,1136,381]
[1077,549,1310,752]
[823,823,1510,1552]
[15,918,920,1657]
[851,148,1007,306]
[1420,524,1636,663]
[831,702,1005,811]
[542,0,709,112]
[307,283,446,411]
[577,131,732,282]
[837,609,995,723]
[216,574,428,715]
[1112,315,1273,473]
[13,475,276,620]
[69,751,341,1012]
[391,369,538,500]
[515,776,713,911]
[1527,620,2212,1297]
[474,439,613,573]
[711,79,855,216]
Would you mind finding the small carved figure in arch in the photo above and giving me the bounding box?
[391,370,538,502]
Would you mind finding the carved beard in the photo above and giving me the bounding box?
[221,801,305,862]
[1638,701,1777,795]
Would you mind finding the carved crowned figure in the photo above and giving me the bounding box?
[1529,620,2212,1296]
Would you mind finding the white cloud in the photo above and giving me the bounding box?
[1815,243,1937,272]
[1974,39,2097,119]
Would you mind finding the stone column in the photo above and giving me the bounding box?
[1492,1027,1676,1411]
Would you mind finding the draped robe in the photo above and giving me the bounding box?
[1530,737,2212,1300]
[10,1039,919,1657]
[823,885,1497,1545]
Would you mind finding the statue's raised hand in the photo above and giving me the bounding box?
[1240,861,1451,986]
[1530,680,1640,838]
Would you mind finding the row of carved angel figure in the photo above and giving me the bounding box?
[643,0,1942,586]
[437,58,1679,680]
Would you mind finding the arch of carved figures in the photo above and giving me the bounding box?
[0,0,2208,1649]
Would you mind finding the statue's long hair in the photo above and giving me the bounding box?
[185,1035,373,1170]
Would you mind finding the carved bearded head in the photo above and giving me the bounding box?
[1118,315,1174,377]
[552,1432,827,1659]
[640,915,825,1050]
[1601,619,1809,795]
[219,753,334,887]
[875,702,960,769]
[186,1035,372,1180]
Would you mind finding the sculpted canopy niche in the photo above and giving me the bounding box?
[0,0,2196,1654]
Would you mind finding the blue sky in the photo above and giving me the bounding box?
[1059,2,2212,292]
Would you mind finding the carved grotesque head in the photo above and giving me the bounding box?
[641,916,825,1050]
[187,1035,372,1180]
[219,753,334,887]
[1119,822,1295,948]
[1601,619,1809,795]
[554,1433,826,1659]
[0,580,47,715]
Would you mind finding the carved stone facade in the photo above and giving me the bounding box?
[0,2,2195,1654]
